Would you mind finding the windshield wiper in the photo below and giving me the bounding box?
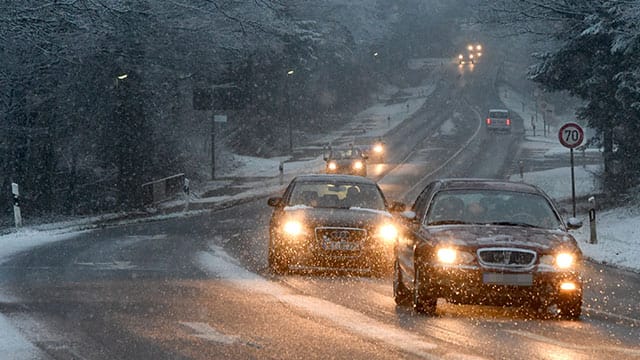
[488,221,539,228]
[427,220,470,226]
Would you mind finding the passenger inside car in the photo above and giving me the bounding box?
[318,194,340,208]
[431,196,465,222]
[345,186,364,208]
[466,201,487,223]
[299,191,318,207]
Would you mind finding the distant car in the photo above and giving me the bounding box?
[267,174,405,275]
[358,138,386,163]
[486,109,511,132]
[324,146,367,176]
[458,53,475,65]
[393,178,583,319]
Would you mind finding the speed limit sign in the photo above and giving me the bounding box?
[558,123,584,148]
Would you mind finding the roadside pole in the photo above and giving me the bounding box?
[558,123,585,218]
[12,182,22,228]
[588,196,598,244]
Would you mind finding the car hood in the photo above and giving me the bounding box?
[423,224,580,253]
[283,206,391,229]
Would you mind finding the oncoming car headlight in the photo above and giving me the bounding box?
[328,162,337,170]
[377,224,398,244]
[353,161,364,170]
[283,221,304,236]
[556,253,575,269]
[373,144,384,153]
[436,247,474,265]
[540,252,576,269]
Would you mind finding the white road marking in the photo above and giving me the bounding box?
[506,330,640,356]
[180,322,239,344]
[197,245,445,359]
[75,261,136,270]
[585,307,640,325]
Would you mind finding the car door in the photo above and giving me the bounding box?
[397,182,435,286]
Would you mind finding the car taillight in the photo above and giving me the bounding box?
[506,119,511,126]
[486,118,491,125]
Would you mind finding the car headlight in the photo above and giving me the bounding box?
[436,247,474,265]
[556,253,575,269]
[328,162,337,170]
[283,221,304,236]
[353,161,364,170]
[540,253,575,269]
[373,144,383,153]
[437,248,457,264]
[377,224,398,244]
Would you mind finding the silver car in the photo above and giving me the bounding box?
[486,109,511,132]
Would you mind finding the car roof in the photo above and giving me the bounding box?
[433,178,544,194]
[292,174,376,185]
[488,109,509,113]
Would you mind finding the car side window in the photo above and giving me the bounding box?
[412,183,434,221]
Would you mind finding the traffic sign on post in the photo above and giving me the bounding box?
[558,122,584,148]
[558,122,584,218]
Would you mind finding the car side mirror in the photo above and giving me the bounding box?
[566,217,583,230]
[389,201,406,213]
[267,197,283,207]
[400,210,418,223]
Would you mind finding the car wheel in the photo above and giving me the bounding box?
[268,243,289,275]
[557,295,582,320]
[393,260,411,305]
[413,266,437,314]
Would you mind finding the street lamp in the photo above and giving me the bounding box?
[287,69,294,153]
[115,73,128,88]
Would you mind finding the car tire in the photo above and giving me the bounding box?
[413,267,437,315]
[268,243,288,275]
[393,260,411,305]
[557,295,582,320]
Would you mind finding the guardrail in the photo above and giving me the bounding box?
[141,173,185,205]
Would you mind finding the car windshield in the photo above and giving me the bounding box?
[489,111,509,118]
[425,189,562,229]
[288,181,385,210]
[330,149,360,160]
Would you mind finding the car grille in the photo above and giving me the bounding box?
[477,248,536,269]
[315,227,367,252]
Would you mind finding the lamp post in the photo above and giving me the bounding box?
[287,69,294,154]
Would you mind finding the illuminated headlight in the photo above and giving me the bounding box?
[436,247,474,265]
[437,248,457,264]
[458,54,464,59]
[373,144,384,153]
[540,253,575,269]
[328,162,337,170]
[353,161,364,170]
[556,253,575,269]
[283,221,304,236]
[377,224,398,243]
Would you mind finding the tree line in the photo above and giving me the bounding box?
[1,0,459,226]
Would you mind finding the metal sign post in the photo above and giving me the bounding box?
[558,123,585,217]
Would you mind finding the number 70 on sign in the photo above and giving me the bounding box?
[558,123,584,149]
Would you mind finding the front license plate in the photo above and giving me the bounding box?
[483,273,533,286]
[322,240,360,251]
